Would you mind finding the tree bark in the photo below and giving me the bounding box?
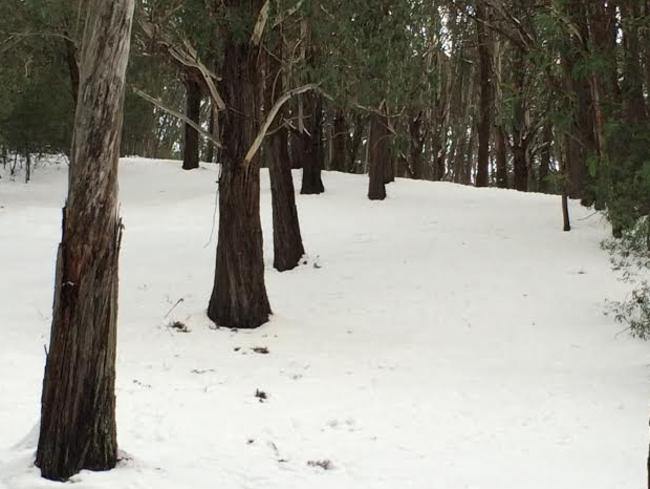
[36,0,134,481]
[368,110,389,200]
[539,122,552,193]
[561,135,572,231]
[63,32,80,107]
[298,93,325,194]
[409,111,426,179]
[475,1,493,188]
[561,1,596,201]
[265,39,305,272]
[495,125,508,188]
[207,0,271,329]
[620,0,648,124]
[512,142,528,192]
[205,101,216,163]
[182,75,201,170]
[348,112,365,173]
[331,110,348,172]
[511,46,528,192]
[25,151,31,183]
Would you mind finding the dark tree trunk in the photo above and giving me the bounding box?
[562,192,571,232]
[495,125,508,188]
[182,76,201,170]
[368,110,389,200]
[205,102,216,163]
[512,143,528,192]
[36,0,134,481]
[25,151,31,183]
[463,128,476,185]
[331,111,348,172]
[207,0,271,329]
[268,125,304,271]
[562,135,572,232]
[475,1,493,188]
[511,45,528,192]
[409,111,426,179]
[265,41,305,272]
[348,112,365,173]
[63,32,79,107]
[383,126,395,185]
[539,123,552,193]
[298,93,325,194]
[561,1,596,201]
[432,128,446,181]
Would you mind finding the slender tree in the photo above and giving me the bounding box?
[475,0,493,187]
[265,29,305,271]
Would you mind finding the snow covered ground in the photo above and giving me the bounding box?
[0,157,648,489]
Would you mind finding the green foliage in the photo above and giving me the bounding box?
[1,71,73,155]
[308,0,441,110]
[599,122,650,232]
[603,216,650,339]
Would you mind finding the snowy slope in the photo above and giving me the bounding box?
[0,157,648,489]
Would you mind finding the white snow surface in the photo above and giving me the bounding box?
[0,157,648,488]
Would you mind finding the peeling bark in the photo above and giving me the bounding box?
[36,0,134,481]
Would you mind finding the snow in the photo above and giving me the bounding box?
[0,157,648,488]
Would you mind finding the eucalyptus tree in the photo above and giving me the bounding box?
[36,0,135,480]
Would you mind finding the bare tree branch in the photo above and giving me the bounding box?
[132,86,222,148]
[244,83,320,164]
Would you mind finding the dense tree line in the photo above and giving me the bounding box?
[2,1,649,219]
[1,0,650,483]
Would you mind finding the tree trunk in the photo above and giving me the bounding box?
[36,0,134,481]
[299,93,325,194]
[368,110,389,200]
[562,191,571,231]
[621,0,648,123]
[561,1,596,201]
[331,111,348,172]
[205,101,216,163]
[512,143,528,192]
[348,112,365,173]
[383,123,395,185]
[539,122,552,193]
[562,135,572,232]
[265,40,305,272]
[63,32,80,107]
[475,1,493,188]
[182,75,201,170]
[495,125,508,188]
[25,151,31,183]
[409,111,426,179]
[207,0,271,329]
[511,45,528,192]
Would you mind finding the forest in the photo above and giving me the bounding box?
[1,0,650,488]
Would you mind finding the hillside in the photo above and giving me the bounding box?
[0,158,648,489]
